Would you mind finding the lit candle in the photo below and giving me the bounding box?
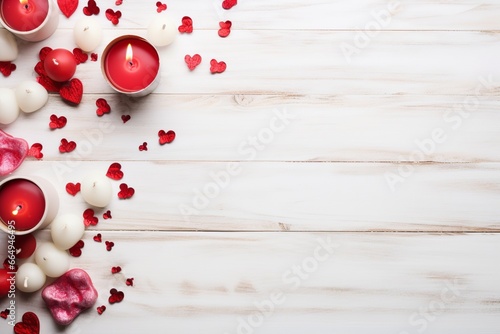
[0,176,59,235]
[0,88,20,125]
[73,17,102,52]
[0,0,59,42]
[43,48,77,82]
[15,263,46,292]
[51,214,85,250]
[35,242,70,278]
[15,233,37,259]
[15,81,48,113]
[101,35,161,97]
[80,172,113,208]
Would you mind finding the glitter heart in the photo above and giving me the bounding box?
[156,1,166,12]
[97,305,106,315]
[34,61,46,76]
[93,233,102,242]
[83,0,100,16]
[13,312,40,334]
[105,241,114,251]
[66,182,81,196]
[210,59,226,74]
[59,138,77,153]
[68,240,84,257]
[108,288,124,304]
[37,74,62,93]
[105,9,122,25]
[39,47,53,61]
[0,130,28,176]
[0,61,16,77]
[73,48,88,64]
[121,115,131,123]
[125,278,134,286]
[0,309,9,319]
[178,16,193,33]
[28,143,43,160]
[90,53,98,61]
[139,142,148,151]
[222,0,237,10]
[57,0,78,18]
[111,266,121,274]
[158,130,176,145]
[83,208,98,227]
[118,183,134,199]
[218,20,232,38]
[106,162,124,180]
[184,54,201,71]
[96,98,111,116]
[49,114,67,129]
[103,210,112,219]
[59,78,83,104]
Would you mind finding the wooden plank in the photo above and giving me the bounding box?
[0,232,499,333]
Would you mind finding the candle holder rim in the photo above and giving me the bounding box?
[0,0,57,37]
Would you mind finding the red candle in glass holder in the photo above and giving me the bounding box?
[0,0,48,31]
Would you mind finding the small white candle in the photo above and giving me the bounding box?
[81,172,113,208]
[73,17,103,52]
[51,214,85,250]
[15,81,48,113]
[0,29,18,61]
[16,263,46,293]
[147,14,176,47]
[0,88,19,125]
[35,242,70,278]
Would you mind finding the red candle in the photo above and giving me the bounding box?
[0,0,48,31]
[14,233,37,258]
[0,179,45,232]
[102,35,160,96]
[44,48,77,82]
[0,269,11,298]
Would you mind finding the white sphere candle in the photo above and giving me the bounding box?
[147,14,176,47]
[73,18,103,52]
[0,88,19,125]
[51,214,85,250]
[16,263,46,293]
[15,81,49,113]
[35,243,70,278]
[0,29,18,61]
[81,172,113,208]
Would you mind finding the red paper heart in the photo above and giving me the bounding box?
[37,74,62,93]
[66,182,81,196]
[28,143,43,160]
[83,0,99,16]
[97,305,106,315]
[108,288,124,304]
[210,59,226,74]
[105,9,122,25]
[68,240,84,257]
[59,138,77,153]
[103,210,112,219]
[218,20,232,38]
[106,162,124,180]
[39,47,53,61]
[14,312,40,334]
[138,142,148,151]
[60,78,83,104]
[49,114,67,129]
[105,241,114,251]
[57,0,78,18]
[0,309,9,319]
[111,266,121,274]
[83,208,98,227]
[0,61,16,77]
[90,53,98,61]
[156,1,166,12]
[184,54,201,70]
[73,48,88,64]
[125,278,134,286]
[178,16,193,33]
[158,130,176,145]
[118,183,134,199]
[93,233,102,242]
[222,0,237,10]
[121,115,131,123]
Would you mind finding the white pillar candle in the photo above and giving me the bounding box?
[73,17,103,52]
[16,263,46,293]
[0,88,19,125]
[35,243,70,278]
[147,14,176,47]
[0,29,18,61]
[81,172,113,208]
[51,214,85,250]
[15,81,49,113]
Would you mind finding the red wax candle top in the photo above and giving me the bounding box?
[0,179,45,231]
[0,0,49,32]
[15,233,37,258]
[104,38,160,92]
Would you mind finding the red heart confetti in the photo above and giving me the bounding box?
[126,278,134,286]
[73,48,88,64]
[34,61,46,76]
[218,20,232,38]
[0,61,16,77]
[105,241,114,251]
[96,98,111,116]
[90,53,98,61]
[106,162,124,180]
[118,183,134,199]
[111,266,121,274]
[210,59,226,74]
[222,0,237,10]
[83,0,100,16]
[49,114,67,129]
[156,1,166,12]
[68,240,84,257]
[57,0,78,18]
[184,54,201,71]
[178,16,193,33]
[108,288,124,304]
[37,73,62,93]
[121,115,131,123]
[115,0,122,5]
[60,78,83,104]
[83,208,98,227]
[97,305,106,315]
[93,233,102,242]
[139,142,148,151]
[0,309,8,319]
[158,130,176,145]
[66,182,81,196]
[105,9,122,25]
[39,47,53,61]
[59,138,77,153]
[28,143,43,160]
[103,210,112,219]
[13,312,40,334]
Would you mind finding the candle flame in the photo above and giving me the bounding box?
[12,205,22,216]
[126,44,133,63]
[19,0,28,5]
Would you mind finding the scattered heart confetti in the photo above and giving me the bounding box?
[121,115,131,123]
[66,182,81,196]
[68,240,84,257]
[73,48,88,64]
[0,309,8,319]
[156,1,166,12]
[178,16,193,33]
[106,162,124,180]
[39,47,53,61]
[139,142,148,151]
[28,143,43,160]
[60,78,83,104]
[222,0,237,10]
[57,0,78,18]
[49,114,67,129]
[37,73,62,93]
[118,183,134,199]
[0,61,16,77]
[13,312,40,334]
[96,98,111,116]
[103,210,112,219]
[97,305,106,315]
[218,20,232,38]
[111,266,121,274]
[108,288,124,304]
[105,9,122,25]
[90,53,98,61]
[210,59,226,74]
[59,138,77,153]
[184,54,201,70]
[158,130,176,145]
[83,0,100,16]
[105,241,115,251]
[125,278,134,286]
[93,233,102,242]
[83,208,98,227]
[115,0,122,5]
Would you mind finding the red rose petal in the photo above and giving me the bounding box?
[66,182,81,196]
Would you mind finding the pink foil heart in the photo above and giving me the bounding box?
[0,130,28,176]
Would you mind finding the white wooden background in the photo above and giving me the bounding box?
[1,0,500,333]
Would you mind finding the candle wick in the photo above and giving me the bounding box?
[24,277,29,288]
[129,61,134,68]
[43,257,47,261]
[26,89,31,94]
[24,4,29,10]
[162,24,166,30]
[52,58,59,66]
[84,26,89,31]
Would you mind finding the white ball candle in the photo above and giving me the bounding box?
[81,172,113,208]
[51,214,85,250]
[16,263,46,293]
[0,88,19,125]
[15,81,49,113]
[73,18,103,52]
[0,29,18,61]
[35,243,70,278]
[147,14,176,47]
